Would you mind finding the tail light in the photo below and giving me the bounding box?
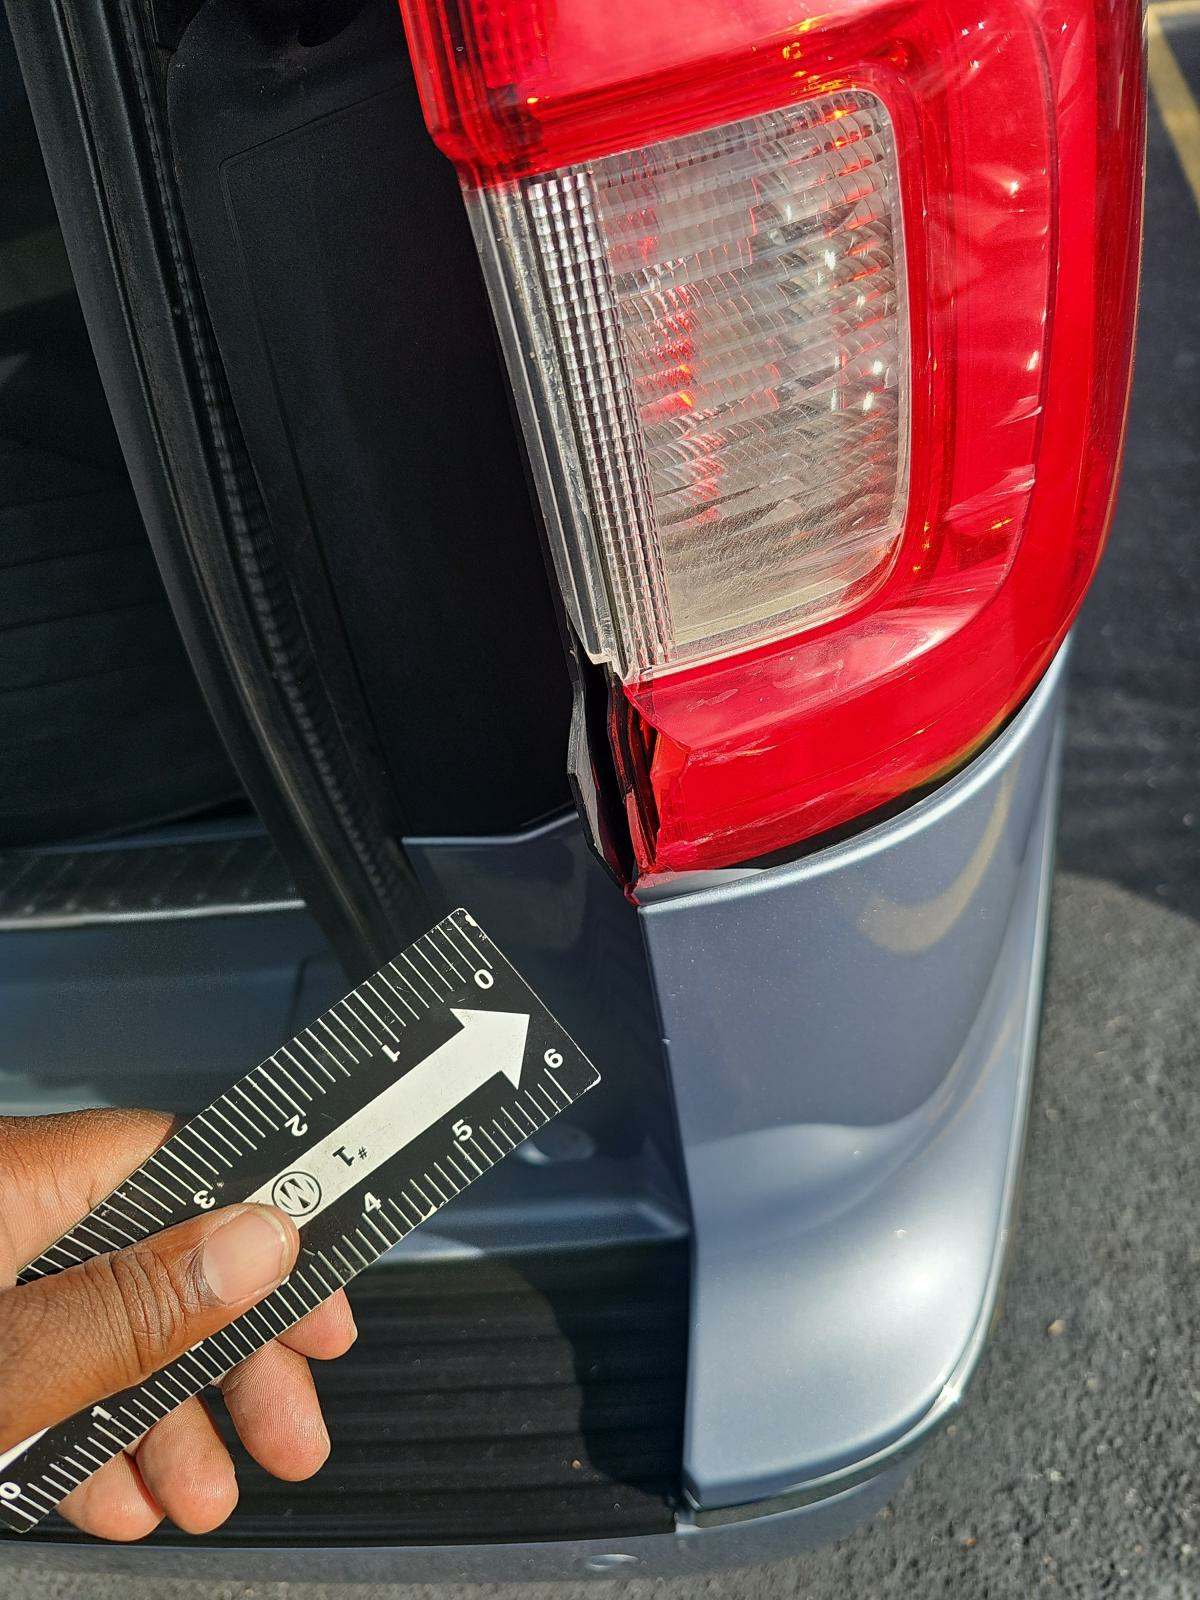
[398,0,1144,883]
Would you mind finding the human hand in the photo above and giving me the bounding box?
[0,1109,357,1539]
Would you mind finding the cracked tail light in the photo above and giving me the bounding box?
[399,0,1145,881]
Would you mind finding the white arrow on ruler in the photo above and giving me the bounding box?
[247,1008,530,1227]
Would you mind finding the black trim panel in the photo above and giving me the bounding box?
[5,0,430,973]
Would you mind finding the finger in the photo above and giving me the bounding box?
[133,1395,238,1534]
[221,1341,330,1481]
[0,1108,357,1360]
[0,1109,176,1273]
[0,1203,298,1451]
[59,1447,163,1543]
[277,1289,357,1361]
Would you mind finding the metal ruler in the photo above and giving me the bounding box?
[0,908,599,1533]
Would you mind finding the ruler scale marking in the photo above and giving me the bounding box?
[0,910,598,1533]
[397,952,438,1003]
[320,1016,360,1064]
[242,1073,289,1122]
[161,1136,216,1181]
[154,1143,211,1188]
[269,1059,312,1106]
[434,1160,461,1194]
[134,1167,185,1207]
[350,992,396,1041]
[431,935,464,984]
[207,1103,252,1149]
[70,1222,125,1255]
[179,1129,233,1170]
[210,1102,257,1146]
[381,973,424,1019]
[280,1049,324,1095]
[196,1115,244,1157]
[415,944,451,992]
[451,1147,479,1179]
[38,1244,83,1270]
[221,1091,266,1133]
[353,992,396,1042]
[361,1213,393,1252]
[293,1039,334,1084]
[304,1027,346,1075]
[335,1003,376,1052]
[101,1200,154,1235]
[123,1181,171,1215]
[364,976,415,1026]
[229,1085,274,1134]
[146,1149,197,1191]
[386,962,429,1010]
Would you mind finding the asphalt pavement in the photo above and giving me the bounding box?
[4,12,1200,1600]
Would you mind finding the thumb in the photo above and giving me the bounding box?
[0,1204,298,1452]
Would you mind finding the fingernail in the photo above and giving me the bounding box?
[201,1206,294,1306]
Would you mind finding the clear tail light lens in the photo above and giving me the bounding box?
[399,0,1145,881]
[471,91,910,677]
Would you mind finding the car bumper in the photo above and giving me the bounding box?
[0,644,1066,1579]
[642,641,1065,1513]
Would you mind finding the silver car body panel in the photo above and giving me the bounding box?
[643,645,1064,1508]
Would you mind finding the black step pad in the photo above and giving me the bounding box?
[41,1243,689,1547]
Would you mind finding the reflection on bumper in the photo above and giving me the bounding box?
[642,644,1067,1511]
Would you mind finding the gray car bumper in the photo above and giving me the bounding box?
[0,645,1066,1581]
[644,643,1066,1514]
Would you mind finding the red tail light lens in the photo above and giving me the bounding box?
[399,0,1144,881]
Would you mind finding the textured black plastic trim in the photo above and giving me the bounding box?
[29,1244,688,1546]
[0,827,300,927]
[5,0,430,974]
[165,0,573,841]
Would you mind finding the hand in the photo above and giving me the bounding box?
[0,1109,357,1540]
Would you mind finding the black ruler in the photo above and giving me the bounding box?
[0,908,599,1533]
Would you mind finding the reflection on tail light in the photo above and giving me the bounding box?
[399,0,1145,881]
[471,92,910,678]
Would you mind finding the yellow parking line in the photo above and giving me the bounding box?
[1147,2,1200,213]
